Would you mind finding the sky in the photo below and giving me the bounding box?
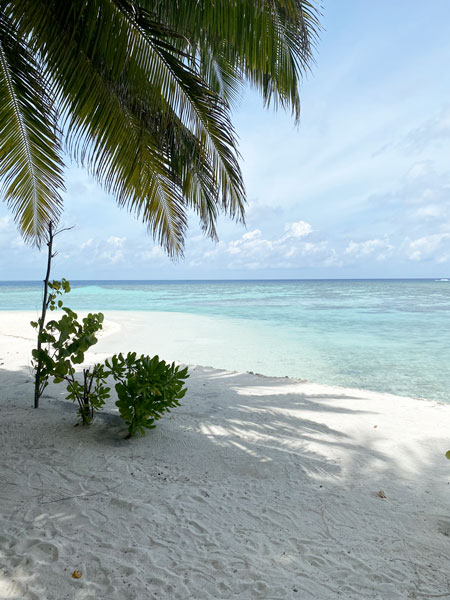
[1,0,450,280]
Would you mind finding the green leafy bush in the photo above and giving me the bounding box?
[32,278,189,433]
[106,352,189,438]
[31,282,108,424]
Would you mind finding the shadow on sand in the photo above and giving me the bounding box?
[1,364,450,599]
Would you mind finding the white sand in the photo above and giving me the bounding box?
[1,310,450,599]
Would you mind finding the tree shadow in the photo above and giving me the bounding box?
[1,363,450,599]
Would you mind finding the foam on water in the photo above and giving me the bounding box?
[1,279,449,402]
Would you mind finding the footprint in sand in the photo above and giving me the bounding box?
[21,538,59,564]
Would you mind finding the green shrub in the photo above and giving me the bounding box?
[31,285,108,424]
[106,352,189,438]
[32,279,189,433]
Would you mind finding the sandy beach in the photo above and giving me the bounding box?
[1,310,450,599]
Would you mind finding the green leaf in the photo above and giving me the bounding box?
[446,451,450,460]
[72,351,84,364]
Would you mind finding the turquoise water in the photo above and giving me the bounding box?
[1,279,449,402]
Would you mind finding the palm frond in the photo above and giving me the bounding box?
[150,0,321,123]
[7,0,246,254]
[0,10,64,245]
[1,0,319,253]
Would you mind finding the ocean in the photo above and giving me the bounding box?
[1,279,449,403]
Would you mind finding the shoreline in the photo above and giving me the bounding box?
[0,309,442,405]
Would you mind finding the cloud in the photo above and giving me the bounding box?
[107,236,126,248]
[78,235,172,266]
[242,229,262,241]
[413,204,447,220]
[283,220,313,239]
[100,249,124,264]
[137,246,165,261]
[405,233,450,262]
[345,239,394,261]
[227,232,273,257]
[193,221,340,270]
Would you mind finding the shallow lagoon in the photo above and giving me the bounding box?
[1,279,449,402]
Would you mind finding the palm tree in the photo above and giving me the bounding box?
[0,1,319,255]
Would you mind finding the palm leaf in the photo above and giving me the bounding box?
[0,10,64,245]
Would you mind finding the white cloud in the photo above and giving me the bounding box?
[345,239,393,261]
[413,204,446,219]
[137,246,165,261]
[107,236,126,248]
[100,249,124,264]
[302,241,328,255]
[195,221,337,270]
[242,229,262,241]
[80,239,94,249]
[227,229,273,258]
[405,233,450,262]
[323,249,342,267]
[227,236,273,257]
[283,220,313,239]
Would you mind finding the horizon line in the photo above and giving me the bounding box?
[0,277,448,283]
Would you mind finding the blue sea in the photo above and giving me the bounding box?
[1,279,449,403]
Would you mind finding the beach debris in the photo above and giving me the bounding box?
[377,489,387,499]
[72,570,82,579]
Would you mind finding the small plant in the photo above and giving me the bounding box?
[33,221,74,408]
[32,277,71,402]
[63,363,111,425]
[31,289,109,425]
[106,352,189,438]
